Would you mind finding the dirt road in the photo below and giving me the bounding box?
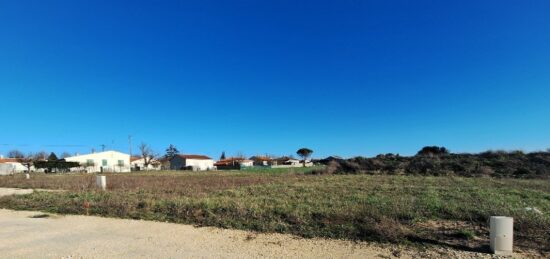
[0,209,388,258]
[0,188,33,196]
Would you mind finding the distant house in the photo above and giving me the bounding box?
[271,156,313,168]
[130,156,161,171]
[170,154,214,171]
[215,157,254,170]
[64,150,131,173]
[274,157,301,166]
[159,157,171,170]
[0,157,27,175]
[240,159,254,167]
[250,156,274,166]
[130,156,141,164]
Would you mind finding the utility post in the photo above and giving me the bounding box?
[128,135,132,157]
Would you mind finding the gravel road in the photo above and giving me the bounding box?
[0,209,392,258]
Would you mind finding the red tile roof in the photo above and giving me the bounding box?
[130,156,142,162]
[215,157,245,166]
[0,158,19,163]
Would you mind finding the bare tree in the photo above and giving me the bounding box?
[139,142,158,169]
[5,150,32,172]
[7,150,24,158]
[234,151,246,159]
[18,153,35,173]
[34,151,48,160]
[60,152,72,159]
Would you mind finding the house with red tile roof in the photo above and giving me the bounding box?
[249,156,274,166]
[0,157,27,175]
[215,157,254,170]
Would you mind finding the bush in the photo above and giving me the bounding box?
[416,146,450,156]
[318,150,550,179]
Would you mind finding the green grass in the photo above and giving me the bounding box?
[0,170,548,253]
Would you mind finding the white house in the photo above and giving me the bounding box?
[130,156,161,171]
[271,157,313,168]
[274,157,301,166]
[240,159,254,167]
[170,154,215,171]
[64,150,131,173]
[0,158,28,175]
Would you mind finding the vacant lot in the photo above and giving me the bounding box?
[0,170,549,256]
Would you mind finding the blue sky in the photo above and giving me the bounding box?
[1,1,549,159]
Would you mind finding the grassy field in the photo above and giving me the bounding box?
[0,169,549,254]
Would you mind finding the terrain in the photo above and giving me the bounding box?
[0,168,548,257]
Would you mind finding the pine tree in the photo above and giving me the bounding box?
[48,152,58,161]
[296,148,313,167]
[220,151,226,160]
[165,144,179,159]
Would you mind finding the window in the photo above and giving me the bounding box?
[118,160,124,166]
[86,159,94,166]
[102,159,108,166]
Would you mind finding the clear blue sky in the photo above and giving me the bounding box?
[1,1,549,159]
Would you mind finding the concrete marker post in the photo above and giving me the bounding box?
[490,216,513,256]
[25,173,30,180]
[96,175,107,191]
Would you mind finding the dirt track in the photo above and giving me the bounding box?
[0,209,386,258]
[0,188,33,196]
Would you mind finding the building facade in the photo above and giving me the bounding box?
[170,154,214,171]
[64,150,131,173]
[130,157,161,171]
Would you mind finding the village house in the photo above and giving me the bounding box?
[159,157,171,170]
[274,157,301,166]
[130,156,161,171]
[249,156,274,166]
[64,150,131,173]
[271,157,313,168]
[169,154,215,171]
[0,157,27,175]
[215,157,254,170]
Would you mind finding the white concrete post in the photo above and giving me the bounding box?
[490,216,513,255]
[25,174,30,179]
[96,175,107,191]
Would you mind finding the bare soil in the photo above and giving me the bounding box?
[0,208,539,258]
